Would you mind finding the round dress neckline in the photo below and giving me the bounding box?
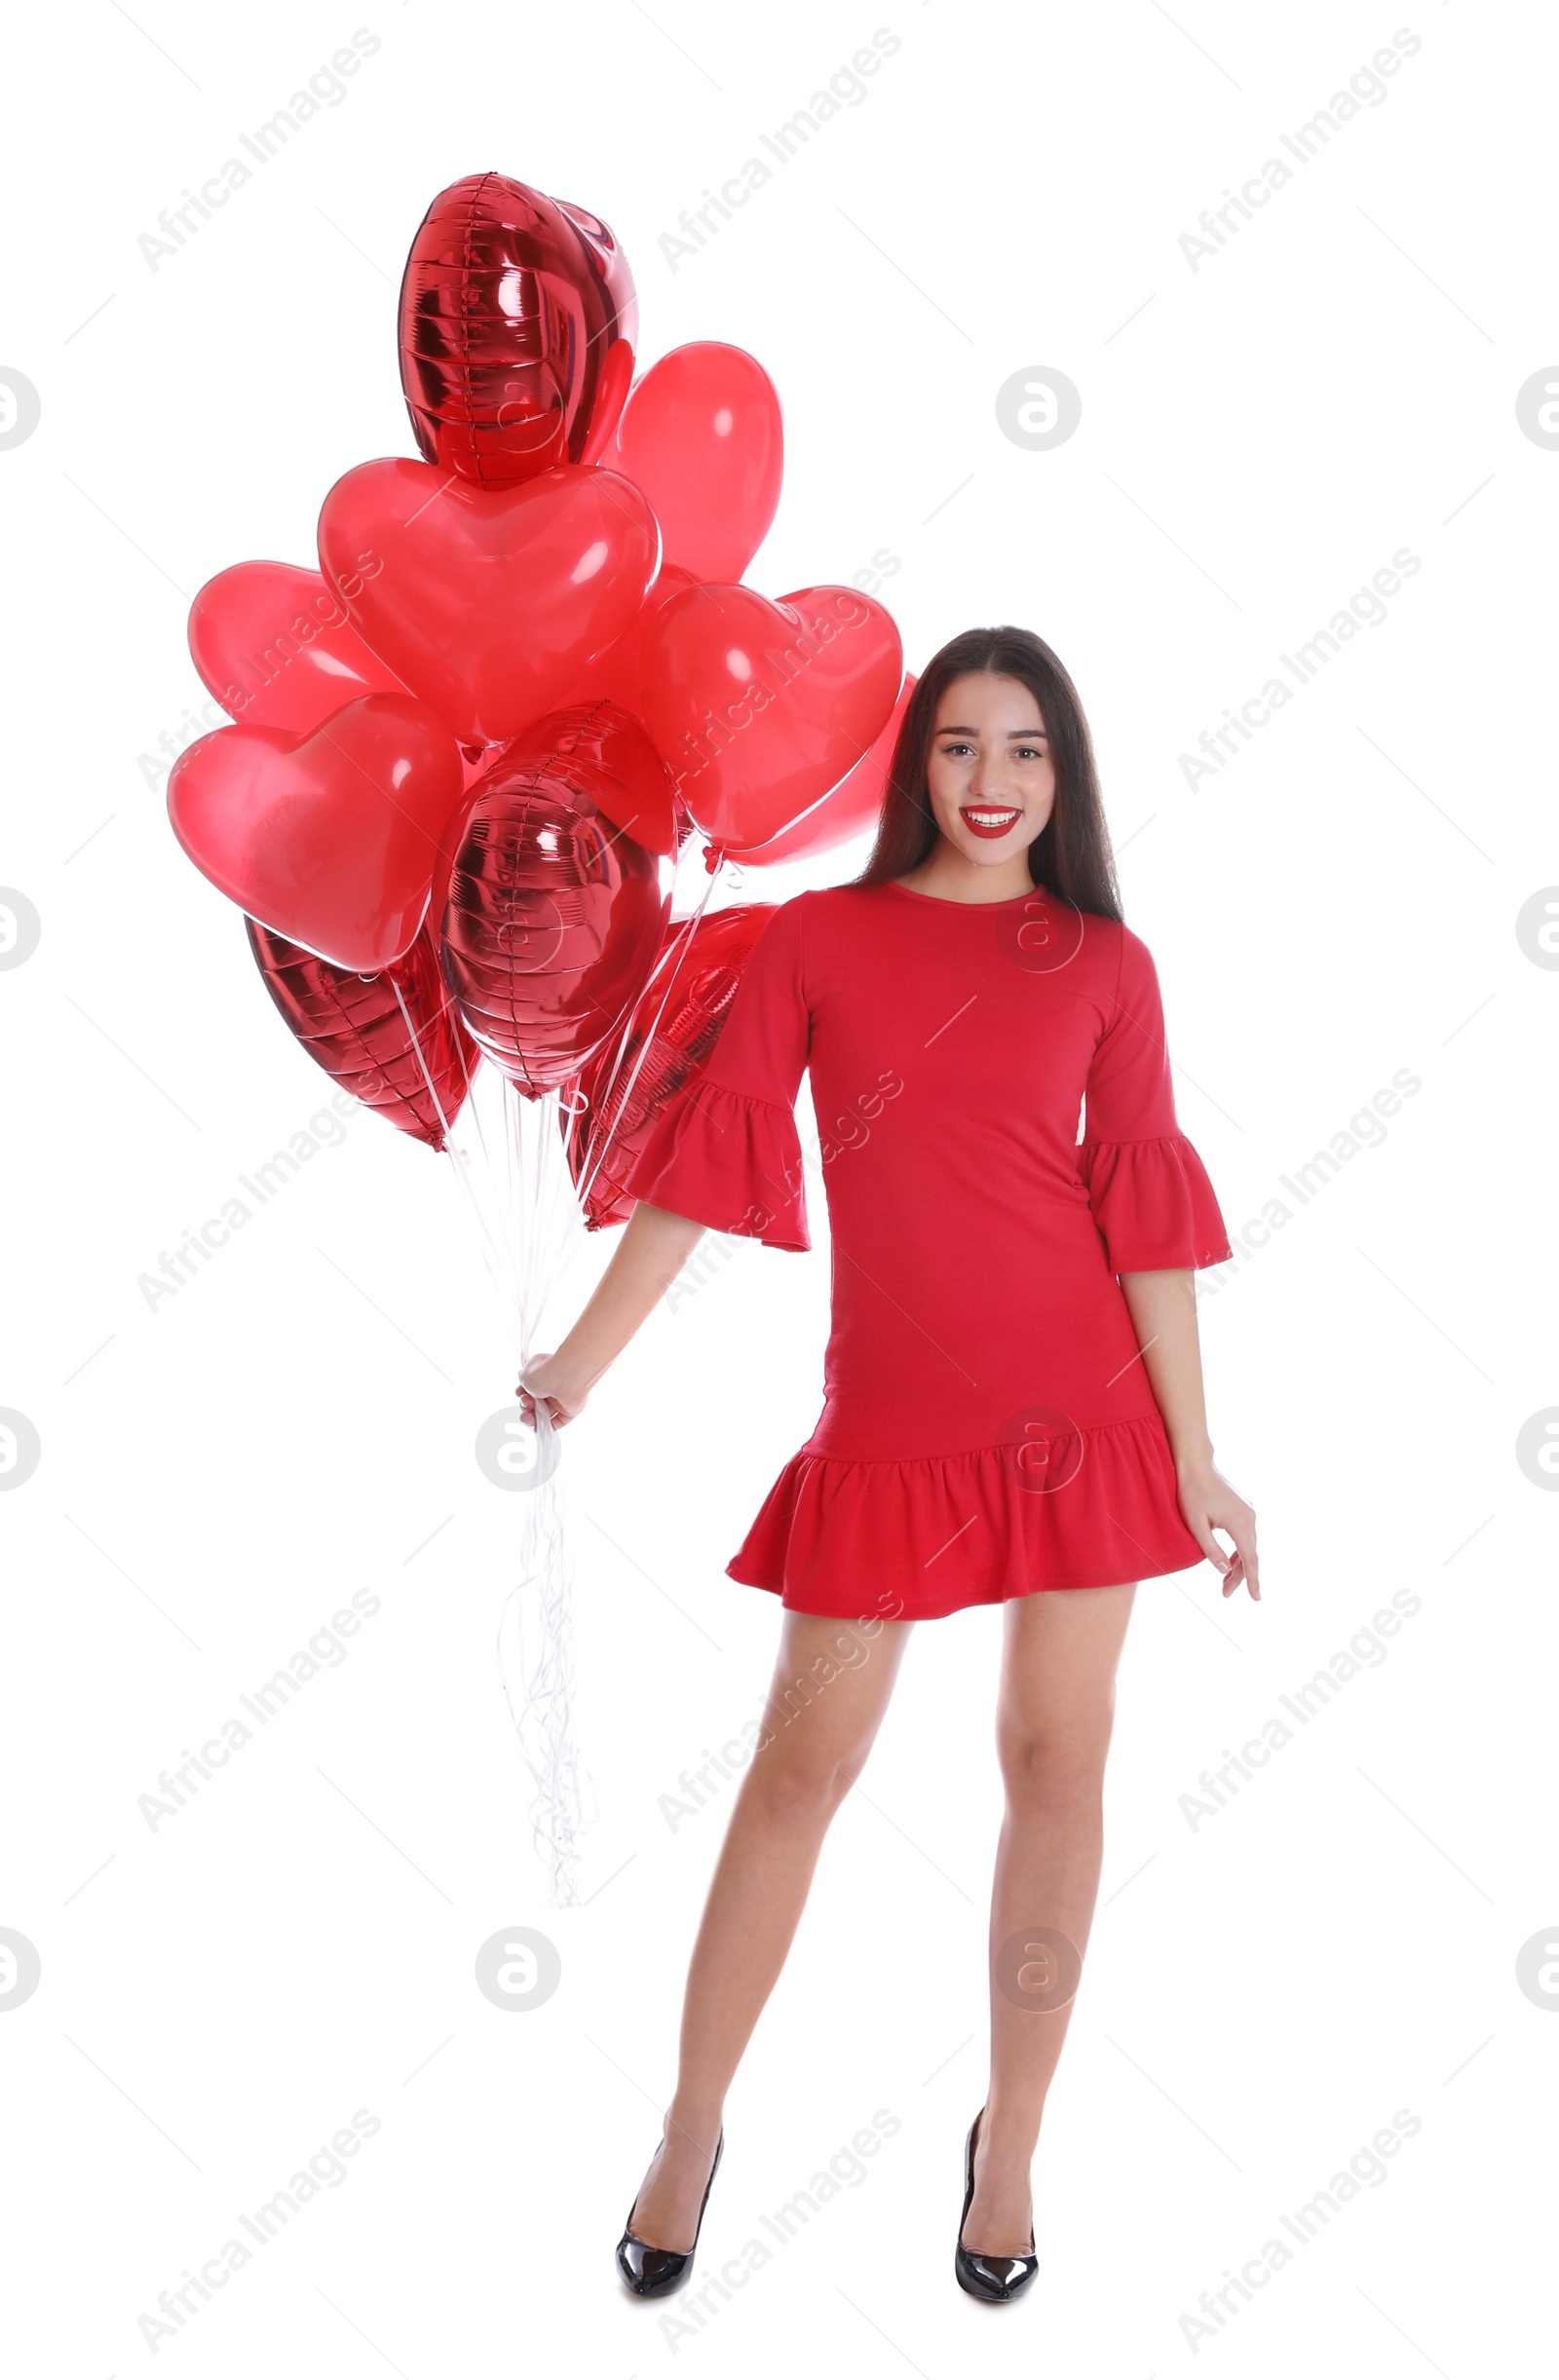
[884,879,1046,911]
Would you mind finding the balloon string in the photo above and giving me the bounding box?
[388,975,522,1353]
[390,839,736,1907]
[505,831,736,1894]
[451,1005,503,1197]
[501,1077,595,1905]
[380,981,589,1900]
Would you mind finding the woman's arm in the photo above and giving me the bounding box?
[515,1201,706,1428]
[1118,1268,1260,1601]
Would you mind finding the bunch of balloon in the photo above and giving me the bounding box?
[163,170,907,1904]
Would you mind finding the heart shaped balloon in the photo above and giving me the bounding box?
[599,343,782,583]
[188,561,408,735]
[247,917,479,1151]
[553,560,698,756]
[168,694,466,971]
[440,707,668,1096]
[399,172,637,488]
[561,901,779,1228]
[639,583,902,851]
[428,697,682,945]
[523,697,682,858]
[317,459,660,746]
[725,673,917,864]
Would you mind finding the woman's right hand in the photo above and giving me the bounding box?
[511,1206,705,1438]
[516,1349,589,1431]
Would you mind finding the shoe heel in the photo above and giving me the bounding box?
[616,2129,724,2299]
[954,2106,1038,2304]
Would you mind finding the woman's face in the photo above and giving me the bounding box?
[924,672,1057,868]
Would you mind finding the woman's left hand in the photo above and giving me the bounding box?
[1177,1460,1260,1601]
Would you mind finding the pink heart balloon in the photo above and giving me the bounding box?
[316,458,660,746]
[553,559,701,726]
[725,673,917,863]
[168,694,466,971]
[599,342,782,582]
[188,561,408,735]
[639,582,902,851]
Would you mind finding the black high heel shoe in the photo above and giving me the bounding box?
[616,2127,724,2298]
[955,2106,1039,2303]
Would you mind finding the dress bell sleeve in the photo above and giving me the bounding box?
[1080,926,1232,1274]
[621,895,812,1251]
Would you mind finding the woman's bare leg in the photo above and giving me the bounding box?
[961,1580,1138,2256]
[626,1606,914,2249]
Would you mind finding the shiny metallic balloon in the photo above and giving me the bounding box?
[399,173,637,488]
[562,902,778,1228]
[247,918,478,1151]
[439,704,668,1097]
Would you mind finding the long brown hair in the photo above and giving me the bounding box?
[848,625,1123,923]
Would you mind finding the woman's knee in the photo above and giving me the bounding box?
[997,1721,1113,1809]
[747,1732,870,1821]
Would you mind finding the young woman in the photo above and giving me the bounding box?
[518,624,1259,2305]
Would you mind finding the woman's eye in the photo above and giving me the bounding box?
[939,740,1046,759]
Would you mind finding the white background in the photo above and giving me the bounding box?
[1,0,1552,2369]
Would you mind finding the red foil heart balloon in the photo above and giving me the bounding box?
[726,673,918,863]
[639,583,903,851]
[562,901,779,1228]
[247,917,478,1151]
[598,342,782,582]
[399,172,636,489]
[168,693,467,971]
[440,704,668,1097]
[428,694,683,947]
[188,561,407,735]
[316,458,660,746]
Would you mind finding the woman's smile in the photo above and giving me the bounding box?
[958,802,1024,838]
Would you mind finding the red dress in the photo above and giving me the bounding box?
[622,881,1233,1622]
